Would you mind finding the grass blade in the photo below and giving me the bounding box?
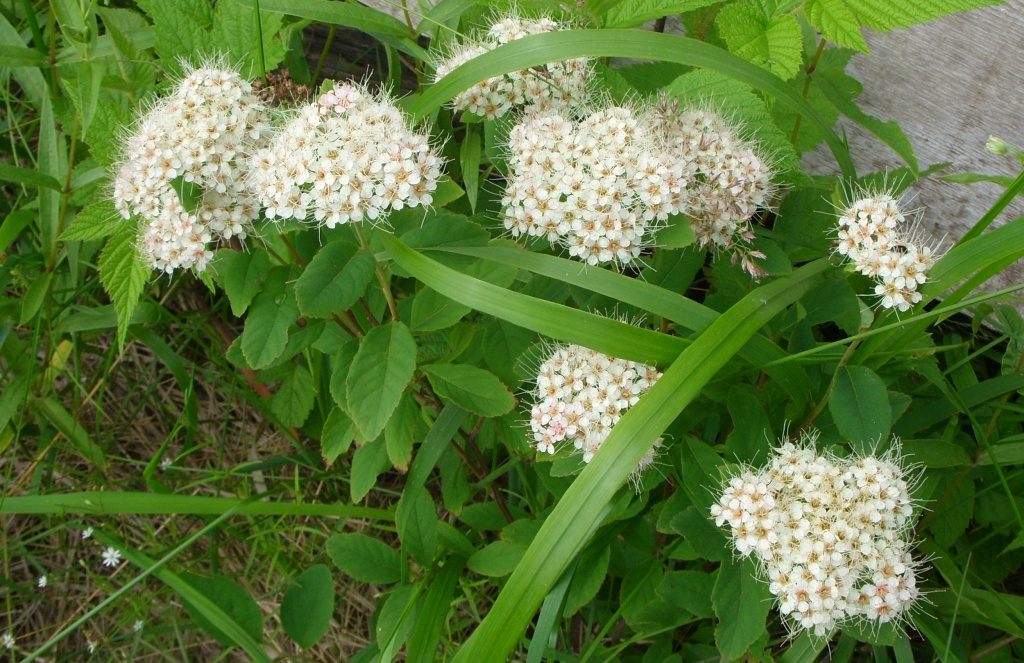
[450,260,826,661]
[408,29,855,179]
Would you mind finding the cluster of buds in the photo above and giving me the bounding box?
[711,435,924,636]
[112,62,268,272]
[503,107,689,266]
[433,14,591,119]
[530,343,662,482]
[835,192,938,312]
[648,101,775,276]
[248,82,442,228]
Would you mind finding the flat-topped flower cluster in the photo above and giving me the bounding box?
[530,343,662,467]
[249,82,442,228]
[711,436,923,636]
[835,192,939,311]
[433,15,591,119]
[112,62,268,273]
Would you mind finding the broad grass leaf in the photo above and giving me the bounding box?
[422,364,515,416]
[181,573,263,647]
[271,364,315,428]
[213,248,272,317]
[713,556,771,660]
[33,397,107,468]
[346,322,417,440]
[295,242,375,319]
[327,533,401,584]
[406,557,466,663]
[829,365,892,451]
[240,267,299,370]
[321,407,356,466]
[280,564,334,648]
[98,221,149,350]
[376,584,420,656]
[397,485,438,566]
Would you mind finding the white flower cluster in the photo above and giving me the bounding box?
[835,193,938,312]
[433,15,590,119]
[112,63,267,273]
[711,437,923,636]
[503,107,689,266]
[249,82,442,228]
[531,343,662,467]
[649,103,775,274]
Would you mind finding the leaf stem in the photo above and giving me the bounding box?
[791,37,827,147]
[353,224,400,322]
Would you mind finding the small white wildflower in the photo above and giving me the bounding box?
[1,632,14,650]
[87,639,96,654]
[101,547,123,568]
[434,13,591,118]
[38,575,47,588]
[133,619,144,633]
[159,456,173,471]
[82,526,94,540]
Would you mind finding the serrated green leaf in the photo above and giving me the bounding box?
[396,485,437,566]
[928,473,975,547]
[62,200,123,242]
[713,556,771,660]
[423,364,515,417]
[805,0,869,51]
[327,533,401,584]
[136,0,212,69]
[281,566,333,649]
[213,249,272,317]
[321,407,356,466]
[240,267,299,369]
[271,364,315,428]
[181,573,263,647]
[329,339,359,411]
[295,242,375,318]
[346,322,417,441]
[209,0,286,76]
[602,0,719,27]
[98,222,149,350]
[828,365,892,451]
[717,4,803,81]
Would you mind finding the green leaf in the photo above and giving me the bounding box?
[280,565,334,649]
[327,533,401,584]
[0,163,62,191]
[271,364,315,428]
[805,0,869,51]
[329,339,359,411]
[828,365,892,451]
[655,215,696,249]
[601,0,719,27]
[240,267,299,370]
[136,0,212,68]
[467,541,524,577]
[351,435,391,501]
[209,0,286,77]
[422,364,515,417]
[396,485,438,566]
[33,397,108,468]
[658,570,716,619]
[181,573,263,647]
[716,4,802,81]
[385,392,418,472]
[98,222,149,350]
[20,271,52,325]
[321,407,356,466]
[713,556,771,660]
[61,200,123,242]
[406,556,466,663]
[213,249,272,318]
[668,506,729,562]
[927,474,975,547]
[295,242,375,318]
[461,124,481,212]
[565,544,611,615]
[346,322,417,441]
[450,260,827,661]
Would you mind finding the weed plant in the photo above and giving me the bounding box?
[3,0,1024,661]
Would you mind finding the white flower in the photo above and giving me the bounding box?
[133,619,144,633]
[87,639,96,654]
[249,82,441,229]
[160,456,173,471]
[82,526,94,540]
[38,575,47,588]
[711,433,924,635]
[434,14,591,119]
[1,632,14,650]
[101,547,123,568]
